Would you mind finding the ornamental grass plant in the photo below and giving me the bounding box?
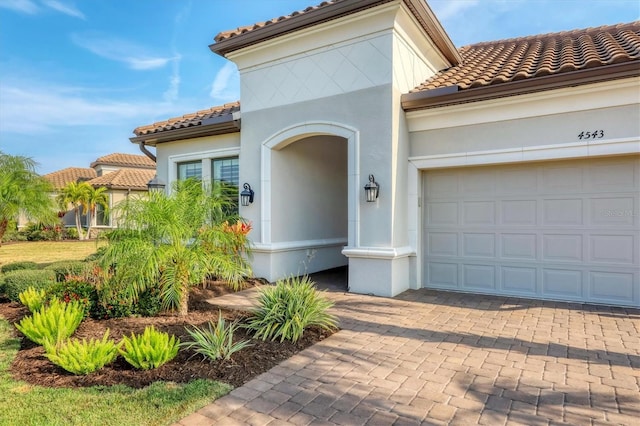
[247,275,338,343]
[181,311,252,362]
[14,298,84,345]
[119,326,180,370]
[43,329,119,375]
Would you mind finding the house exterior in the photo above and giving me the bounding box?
[131,0,640,308]
[40,153,156,231]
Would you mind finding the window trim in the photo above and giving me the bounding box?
[167,148,240,192]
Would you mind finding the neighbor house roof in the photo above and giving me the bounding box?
[87,169,156,191]
[90,152,155,169]
[402,21,640,110]
[130,102,241,145]
[210,0,461,64]
[45,167,97,190]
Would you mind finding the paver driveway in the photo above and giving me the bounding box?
[176,289,640,425]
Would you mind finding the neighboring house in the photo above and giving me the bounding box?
[30,153,156,232]
[130,0,639,307]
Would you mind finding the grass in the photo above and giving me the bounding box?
[0,319,231,426]
[0,241,106,267]
[0,241,233,425]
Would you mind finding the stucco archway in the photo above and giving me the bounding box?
[256,122,360,277]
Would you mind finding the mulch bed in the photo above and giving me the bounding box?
[0,282,335,389]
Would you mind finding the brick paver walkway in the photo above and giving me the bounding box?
[176,289,640,425]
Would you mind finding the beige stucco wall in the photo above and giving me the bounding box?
[410,104,640,158]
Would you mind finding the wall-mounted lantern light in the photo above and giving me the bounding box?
[364,174,379,202]
[240,183,254,206]
[147,175,165,192]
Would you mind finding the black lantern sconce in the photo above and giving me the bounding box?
[240,183,254,206]
[364,174,379,202]
[147,175,165,192]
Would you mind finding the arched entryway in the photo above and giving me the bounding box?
[257,122,360,283]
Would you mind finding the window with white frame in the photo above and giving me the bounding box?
[177,160,202,181]
[212,157,239,213]
[96,202,110,227]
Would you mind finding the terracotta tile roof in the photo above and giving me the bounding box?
[44,167,97,190]
[88,169,156,191]
[133,102,240,136]
[411,22,640,93]
[90,153,155,169]
[214,0,344,43]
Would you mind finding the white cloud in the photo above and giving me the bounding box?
[0,0,38,14]
[163,56,182,102]
[0,79,179,135]
[41,0,84,19]
[209,62,239,101]
[70,32,177,71]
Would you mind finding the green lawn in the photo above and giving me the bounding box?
[0,240,105,267]
[0,241,233,425]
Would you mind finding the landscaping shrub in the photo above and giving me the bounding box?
[247,275,338,343]
[1,261,38,274]
[47,280,98,318]
[18,287,47,313]
[14,298,84,345]
[20,223,63,241]
[44,260,90,282]
[3,269,56,302]
[64,227,79,240]
[136,287,163,317]
[181,311,251,362]
[83,245,106,262]
[119,326,180,370]
[43,329,119,375]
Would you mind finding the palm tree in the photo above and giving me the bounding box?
[0,151,56,246]
[57,181,91,240]
[85,186,109,239]
[100,179,251,316]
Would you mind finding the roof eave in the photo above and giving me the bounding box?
[401,62,640,111]
[209,0,392,57]
[130,117,241,146]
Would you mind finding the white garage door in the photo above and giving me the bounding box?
[422,156,640,307]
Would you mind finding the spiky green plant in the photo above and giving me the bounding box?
[246,275,338,343]
[14,298,84,345]
[43,329,118,375]
[119,326,180,370]
[18,286,47,313]
[181,311,252,362]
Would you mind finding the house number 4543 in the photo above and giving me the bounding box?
[578,130,604,140]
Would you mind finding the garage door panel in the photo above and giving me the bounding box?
[423,156,640,307]
[589,271,635,302]
[501,234,537,259]
[589,235,634,264]
[463,201,496,225]
[428,202,458,225]
[542,199,584,226]
[501,267,537,294]
[542,269,583,298]
[428,232,458,256]
[427,262,458,287]
[463,265,496,290]
[502,200,537,225]
[463,233,495,257]
[543,234,583,262]
[590,198,635,226]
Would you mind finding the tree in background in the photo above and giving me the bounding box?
[56,181,91,240]
[100,179,252,316]
[0,151,56,246]
[85,186,109,239]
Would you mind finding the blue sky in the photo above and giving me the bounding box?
[1,0,638,175]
